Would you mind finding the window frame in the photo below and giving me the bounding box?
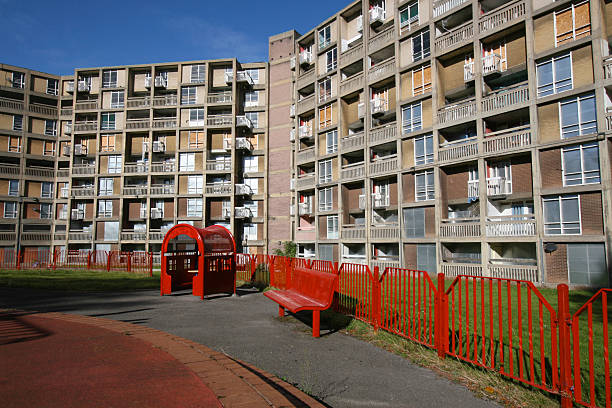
[412,30,430,62]
[107,155,123,174]
[190,65,206,83]
[181,86,197,105]
[318,104,333,129]
[319,159,333,184]
[189,108,204,126]
[100,134,116,152]
[110,91,124,108]
[402,101,422,134]
[536,52,573,97]
[102,70,118,88]
[400,1,419,31]
[101,113,116,130]
[186,198,203,217]
[4,202,17,218]
[325,130,338,154]
[561,142,600,186]
[13,115,23,131]
[179,152,195,171]
[559,93,597,139]
[187,175,203,194]
[318,25,332,49]
[415,170,435,201]
[325,48,338,73]
[188,131,204,149]
[99,178,114,196]
[412,64,432,96]
[554,1,591,47]
[543,194,582,235]
[97,199,113,218]
[326,215,339,239]
[414,134,433,165]
[8,180,19,197]
[319,187,333,212]
[41,182,53,198]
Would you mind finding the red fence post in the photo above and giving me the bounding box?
[52,248,57,270]
[16,249,21,270]
[372,266,381,332]
[87,251,92,269]
[269,255,275,287]
[106,251,111,272]
[149,252,153,277]
[557,284,573,408]
[127,253,132,273]
[435,273,448,359]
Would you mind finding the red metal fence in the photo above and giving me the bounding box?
[0,248,153,276]
[234,253,610,408]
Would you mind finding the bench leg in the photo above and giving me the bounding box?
[312,310,320,338]
[278,305,285,317]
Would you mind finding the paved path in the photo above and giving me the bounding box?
[0,287,499,408]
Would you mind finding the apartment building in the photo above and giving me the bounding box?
[289,0,612,286]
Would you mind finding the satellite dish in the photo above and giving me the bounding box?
[544,243,558,253]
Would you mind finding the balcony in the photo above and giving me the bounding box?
[235,184,253,195]
[235,137,253,151]
[435,22,474,52]
[121,231,147,241]
[479,0,526,34]
[207,91,232,104]
[468,180,479,199]
[71,209,84,220]
[0,97,24,111]
[72,164,96,175]
[297,94,315,115]
[145,76,168,88]
[438,136,478,163]
[368,26,394,54]
[0,232,16,242]
[57,170,69,179]
[488,262,538,282]
[205,183,232,195]
[65,123,72,134]
[207,114,233,127]
[19,232,51,242]
[151,161,175,172]
[437,98,476,124]
[66,81,74,93]
[127,97,151,108]
[29,104,57,116]
[299,124,313,139]
[150,184,175,195]
[606,111,612,132]
[464,61,474,82]
[71,187,94,197]
[433,0,470,18]
[482,54,503,76]
[61,108,73,117]
[371,193,390,209]
[296,174,315,189]
[77,80,90,92]
[69,231,93,241]
[152,118,176,129]
[483,125,531,154]
[290,128,295,142]
[296,147,315,163]
[234,207,253,219]
[298,202,313,216]
[370,97,388,116]
[299,50,314,66]
[371,259,401,270]
[486,177,511,196]
[341,162,365,179]
[153,95,178,107]
[224,71,254,85]
[339,42,363,68]
[339,73,364,96]
[369,123,396,144]
[236,115,253,129]
[60,187,69,198]
[296,69,315,90]
[368,57,395,84]
[369,156,398,176]
[440,218,481,237]
[481,82,529,114]
[152,141,166,153]
[74,121,97,132]
[604,56,612,80]
[486,214,536,237]
[340,131,365,151]
[341,224,365,239]
[125,118,150,129]
[371,224,399,239]
[25,167,54,178]
[206,160,231,171]
[441,263,483,278]
[123,186,148,196]
[369,6,385,25]
[151,208,164,219]
[75,100,98,111]
[124,162,149,174]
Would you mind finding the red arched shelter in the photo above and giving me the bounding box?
[160,224,236,299]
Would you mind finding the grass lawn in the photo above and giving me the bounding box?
[0,269,160,292]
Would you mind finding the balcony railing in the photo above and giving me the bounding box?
[121,231,148,241]
[464,61,474,81]
[368,57,395,84]
[207,114,233,126]
[71,187,95,197]
[483,125,532,154]
[152,118,176,129]
[339,42,363,68]
[481,82,529,113]
[125,118,150,129]
[299,124,313,139]
[298,202,313,216]
[370,97,388,115]
[299,50,314,66]
[340,131,365,151]
[74,121,97,132]
[369,156,398,176]
[0,232,17,242]
[341,162,365,179]
[339,73,364,96]
[297,69,315,90]
[368,26,394,53]
[435,22,474,52]
[57,170,69,179]
[370,224,399,239]
[127,97,151,108]
[0,97,24,111]
[604,56,612,80]
[488,263,538,282]
[438,136,478,162]
[25,167,54,178]
[441,263,483,277]
[206,160,231,171]
[68,232,92,241]
[75,100,98,111]
[369,6,386,24]
[440,218,481,237]
[149,230,164,241]
[486,177,511,196]
[482,53,503,76]
[479,0,526,34]
[207,91,232,104]
[486,214,536,237]
[150,184,175,195]
[296,174,315,189]
[371,259,401,270]
[433,0,470,17]
[341,224,366,239]
[153,95,177,107]
[606,110,612,132]
[468,180,479,199]
[437,98,476,124]
[236,115,253,129]
[296,147,315,163]
[297,94,315,114]
[369,123,396,144]
[123,186,148,196]
[0,165,20,176]
[124,162,149,173]
[205,183,232,195]
[72,164,96,175]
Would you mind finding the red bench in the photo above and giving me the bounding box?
[263,267,338,338]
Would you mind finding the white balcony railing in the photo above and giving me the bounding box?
[483,125,532,154]
[468,180,479,199]
[299,124,313,139]
[486,177,511,196]
[341,162,365,179]
[433,0,470,17]
[438,137,478,162]
[486,215,536,237]
[369,6,386,24]
[479,0,526,34]
[482,53,503,75]
[437,98,476,124]
[464,61,474,81]
[299,50,313,65]
[371,193,390,209]
[440,219,481,237]
[370,97,388,115]
[481,82,529,113]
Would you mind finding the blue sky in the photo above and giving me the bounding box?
[1,0,346,75]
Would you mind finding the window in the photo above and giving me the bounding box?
[487,162,512,194]
[4,202,17,218]
[400,1,419,31]
[101,113,116,130]
[243,223,258,240]
[179,153,195,171]
[41,182,53,198]
[417,244,437,274]
[102,70,118,88]
[403,207,425,238]
[244,69,260,84]
[243,156,258,173]
[13,115,23,131]
[326,130,338,154]
[103,221,119,241]
[98,200,113,218]
[188,130,204,148]
[108,155,122,174]
[371,88,389,112]
[40,203,52,219]
[319,25,332,49]
[243,200,258,217]
[8,136,20,152]
[414,134,433,165]
[43,141,55,156]
[8,180,19,196]
[187,175,203,194]
[327,215,339,239]
[190,65,206,83]
[181,86,197,105]
[562,142,600,185]
[187,198,203,217]
[12,72,25,88]
[46,79,58,95]
[100,134,116,152]
[412,65,431,96]
[325,48,337,73]
[189,108,204,126]
[543,195,581,235]
[45,120,57,136]
[318,244,334,261]
[560,93,596,138]
[244,178,258,194]
[537,53,572,97]
[567,243,608,286]
[319,104,333,129]
[99,178,114,196]
[319,77,332,103]
[468,167,479,199]
[246,112,259,128]
[244,91,259,107]
[555,1,591,46]
[319,159,333,183]
[319,187,333,211]
[412,30,430,62]
[415,170,434,201]
[110,91,124,108]
[402,102,422,134]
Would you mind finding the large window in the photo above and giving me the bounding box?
[4,202,17,218]
[414,134,433,165]
[246,112,259,128]
[537,53,572,97]
[179,153,195,171]
[189,108,204,126]
[555,1,591,46]
[108,155,122,174]
[326,130,338,154]
[243,223,258,240]
[319,187,333,211]
[412,30,430,62]
[46,79,58,95]
[13,115,23,131]
[560,93,596,138]
[188,130,204,148]
[562,142,600,186]
[325,48,337,73]
[244,69,260,84]
[319,104,333,129]
[244,91,259,107]
[12,72,25,88]
[319,77,332,103]
[318,25,331,49]
[244,178,259,194]
[99,178,114,196]
[417,244,437,274]
[40,203,51,219]
[402,102,422,134]
[101,134,116,152]
[187,175,203,194]
[102,70,118,88]
[8,180,18,196]
[101,113,116,130]
[319,159,333,183]
[403,207,425,238]
[181,86,197,105]
[44,141,55,156]
[45,120,57,136]
[415,170,434,201]
[190,65,206,83]
[110,91,124,108]
[187,198,203,217]
[243,156,258,173]
[412,65,431,96]
[400,1,419,31]
[103,221,119,241]
[327,215,339,239]
[567,243,608,286]
[98,200,113,218]
[41,182,53,198]
[543,195,581,235]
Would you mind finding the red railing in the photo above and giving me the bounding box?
[335,263,376,325]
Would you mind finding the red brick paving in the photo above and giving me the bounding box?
[0,311,325,408]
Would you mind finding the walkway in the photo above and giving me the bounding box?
[0,287,499,408]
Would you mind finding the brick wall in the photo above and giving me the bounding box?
[444,167,469,200]
[511,156,533,194]
[544,243,568,284]
[540,148,563,189]
[580,192,604,235]
[402,173,415,203]
[403,244,417,269]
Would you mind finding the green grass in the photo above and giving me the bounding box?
[0,269,160,292]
